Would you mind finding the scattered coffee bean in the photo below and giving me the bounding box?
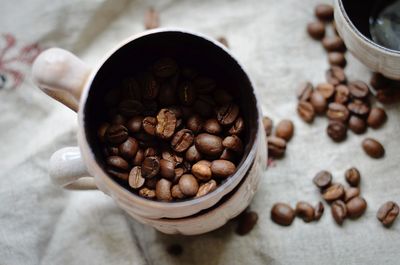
[326,66,346,86]
[211,160,236,178]
[331,200,347,225]
[327,103,349,122]
[367,107,387,129]
[171,129,194,153]
[322,183,345,202]
[195,179,217,198]
[310,91,327,114]
[195,133,224,157]
[348,115,367,134]
[275,119,294,141]
[328,52,346,67]
[166,244,183,256]
[262,116,273,136]
[141,156,160,178]
[327,120,347,142]
[144,7,160,30]
[191,160,212,181]
[345,167,361,187]
[236,211,259,235]
[377,201,399,227]
[334,84,350,104]
[267,136,287,158]
[128,166,145,189]
[348,80,370,99]
[295,201,315,222]
[297,101,315,123]
[178,174,199,196]
[314,202,324,221]
[346,197,367,219]
[344,187,360,202]
[347,100,370,117]
[297,82,313,101]
[315,3,334,21]
[313,170,332,189]
[271,203,295,226]
[106,156,130,171]
[362,138,385,158]
[307,21,325,40]
[156,178,172,201]
[316,83,335,99]
[322,36,346,52]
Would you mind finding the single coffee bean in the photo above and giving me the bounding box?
[119,137,139,159]
[126,116,143,133]
[327,120,347,142]
[345,167,361,187]
[316,83,335,99]
[297,101,315,123]
[310,91,327,114]
[106,124,129,144]
[171,129,194,153]
[106,156,130,171]
[271,203,295,226]
[139,187,156,199]
[348,115,367,134]
[328,52,347,67]
[142,74,159,100]
[141,156,160,178]
[171,184,185,199]
[267,136,286,157]
[346,197,367,219]
[262,116,273,136]
[128,166,145,189]
[322,36,346,52]
[203,118,222,135]
[377,201,399,227]
[142,100,158,116]
[156,108,177,139]
[307,21,325,40]
[121,78,141,101]
[314,202,324,221]
[142,116,157,136]
[348,80,370,99]
[229,116,245,135]
[195,179,217,198]
[185,145,202,162]
[367,107,387,129]
[193,76,216,94]
[313,170,332,190]
[195,133,224,157]
[179,174,199,196]
[362,138,385,158]
[236,211,259,235]
[156,178,172,201]
[216,103,239,125]
[331,200,347,225]
[153,57,177,78]
[132,148,144,166]
[158,83,177,106]
[213,89,233,105]
[344,187,360,202]
[297,82,313,101]
[327,103,349,122]
[98,123,110,143]
[322,183,345,202]
[144,7,159,30]
[315,3,334,21]
[159,159,176,180]
[326,66,346,86]
[347,100,370,117]
[335,84,350,104]
[295,201,315,223]
[107,168,129,181]
[275,119,294,141]
[118,100,144,117]
[222,135,243,153]
[191,160,212,181]
[178,81,196,105]
[210,160,236,178]
[220,148,236,162]
[186,115,203,133]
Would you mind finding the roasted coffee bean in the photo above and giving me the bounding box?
[267,136,286,157]
[144,7,159,30]
[362,138,385,158]
[313,170,332,190]
[322,36,346,52]
[348,80,370,99]
[142,100,158,116]
[377,201,399,227]
[331,200,347,225]
[315,3,334,21]
[118,100,143,117]
[216,103,239,126]
[171,184,185,199]
[328,52,347,67]
[193,76,216,94]
[222,135,243,153]
[178,174,199,196]
[128,166,145,189]
[203,118,222,135]
[132,149,144,166]
[107,168,129,181]
[142,117,157,136]
[193,96,214,117]
[126,116,143,133]
[348,100,370,117]
[275,119,294,141]
[158,83,177,106]
[144,177,157,189]
[297,82,313,101]
[106,156,130,171]
[367,107,387,129]
[327,103,349,122]
[156,108,177,139]
[122,78,141,101]
[141,156,160,178]
[345,167,360,187]
[106,124,129,144]
[213,89,233,105]
[316,83,335,99]
[220,149,236,162]
[119,137,139,159]
[153,57,177,78]
[236,211,259,235]
[159,159,175,180]
[310,91,327,114]
[307,21,325,40]
[262,116,273,136]
[346,197,367,219]
[271,203,295,226]
[192,160,212,181]
[211,160,236,178]
[166,244,183,256]
[174,167,185,180]
[185,145,202,162]
[327,120,347,142]
[156,178,172,201]
[322,183,345,202]
[178,81,196,105]
[314,202,324,221]
[228,116,244,135]
[139,187,156,199]
[105,146,119,156]
[143,74,159,100]
[348,115,367,134]
[171,129,194,153]
[335,84,350,104]
[144,147,158,157]
[195,179,217,198]
[295,201,315,223]
[326,66,346,86]
[186,115,203,133]
[297,101,315,123]
[344,187,360,202]
[195,133,224,157]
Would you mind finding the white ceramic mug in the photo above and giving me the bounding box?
[32,28,267,235]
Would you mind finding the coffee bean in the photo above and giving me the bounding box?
[275,119,294,141]
[186,115,203,133]
[307,21,325,40]
[313,170,332,189]
[346,197,367,219]
[345,167,361,187]
[193,76,216,94]
[314,202,324,221]
[297,101,315,123]
[322,36,346,52]
[132,149,144,166]
[216,103,239,126]
[106,156,130,171]
[191,160,212,181]
[121,78,141,101]
[107,168,129,181]
[98,123,110,143]
[195,133,224,157]
[144,7,159,30]
[348,115,367,134]
[166,244,183,256]
[153,57,177,78]
[118,100,143,117]
[145,177,157,189]
[142,117,157,136]
[142,74,159,100]
[327,103,349,122]
[347,100,370,117]
[316,83,335,99]
[178,174,199,197]
[335,85,350,104]
[326,66,346,86]
[331,200,347,225]
[119,137,139,159]
[362,138,385,158]
[185,145,202,162]
[203,118,222,135]
[106,124,129,144]
[159,159,175,180]
[295,201,315,222]
[310,91,327,114]
[128,166,145,189]
[210,160,236,178]
[138,187,156,199]
[105,146,119,156]
[271,203,295,226]
[178,81,196,106]
[220,149,237,162]
[171,129,194,153]
[171,184,185,199]
[327,120,347,142]
[322,183,345,202]
[348,81,370,99]
[315,4,334,21]
[156,178,172,201]
[126,116,143,133]
[262,116,273,136]
[367,107,387,129]
[195,179,217,198]
[328,52,347,67]
[228,116,245,135]
[267,136,286,157]
[222,135,243,154]
[297,82,313,101]
[141,156,160,178]
[158,83,177,106]
[236,211,259,235]
[161,151,176,163]
[377,201,399,227]
[156,108,177,139]
[144,147,158,157]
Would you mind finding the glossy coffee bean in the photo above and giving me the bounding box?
[297,82,313,101]
[297,101,315,123]
[153,57,177,78]
[314,202,324,221]
[328,52,346,67]
[119,137,139,159]
[185,145,202,162]
[106,124,129,144]
[128,166,145,189]
[222,135,243,153]
[219,149,236,162]
[191,160,212,181]
[362,138,385,158]
[322,183,345,202]
[367,107,387,129]
[315,3,334,21]
[313,170,332,190]
[331,200,347,225]
[126,116,143,133]
[322,36,346,52]
[307,21,325,40]
[216,103,239,125]
[132,149,144,166]
[236,211,259,235]
[377,201,399,227]
[267,136,286,157]
[262,116,273,136]
[346,197,367,219]
[326,66,346,86]
[195,133,224,157]
[203,118,222,135]
[144,147,158,157]
[348,115,367,134]
[327,120,347,142]
[327,103,349,122]
[275,119,294,141]
[295,201,315,222]
[316,83,335,99]
[178,174,199,196]
[271,203,295,226]
[348,80,370,99]
[228,116,244,135]
[345,167,361,187]
[142,116,157,136]
[159,159,175,180]
[106,156,130,171]
[171,129,194,153]
[310,91,327,114]
[178,81,196,106]
[210,160,236,178]
[156,178,172,201]
[186,115,203,133]
[195,179,217,198]
[344,187,360,202]
[141,156,160,178]
[347,100,370,117]
[335,84,350,104]
[156,108,177,139]
[138,187,156,199]
[171,184,185,199]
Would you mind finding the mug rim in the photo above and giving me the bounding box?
[77,28,262,214]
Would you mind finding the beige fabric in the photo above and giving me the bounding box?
[1,0,399,264]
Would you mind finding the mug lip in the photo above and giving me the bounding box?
[337,0,400,55]
[77,27,262,211]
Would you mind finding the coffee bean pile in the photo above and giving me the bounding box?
[98,58,245,202]
[263,117,294,158]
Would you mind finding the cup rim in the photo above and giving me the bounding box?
[77,28,262,214]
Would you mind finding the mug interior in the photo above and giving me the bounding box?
[83,30,259,203]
